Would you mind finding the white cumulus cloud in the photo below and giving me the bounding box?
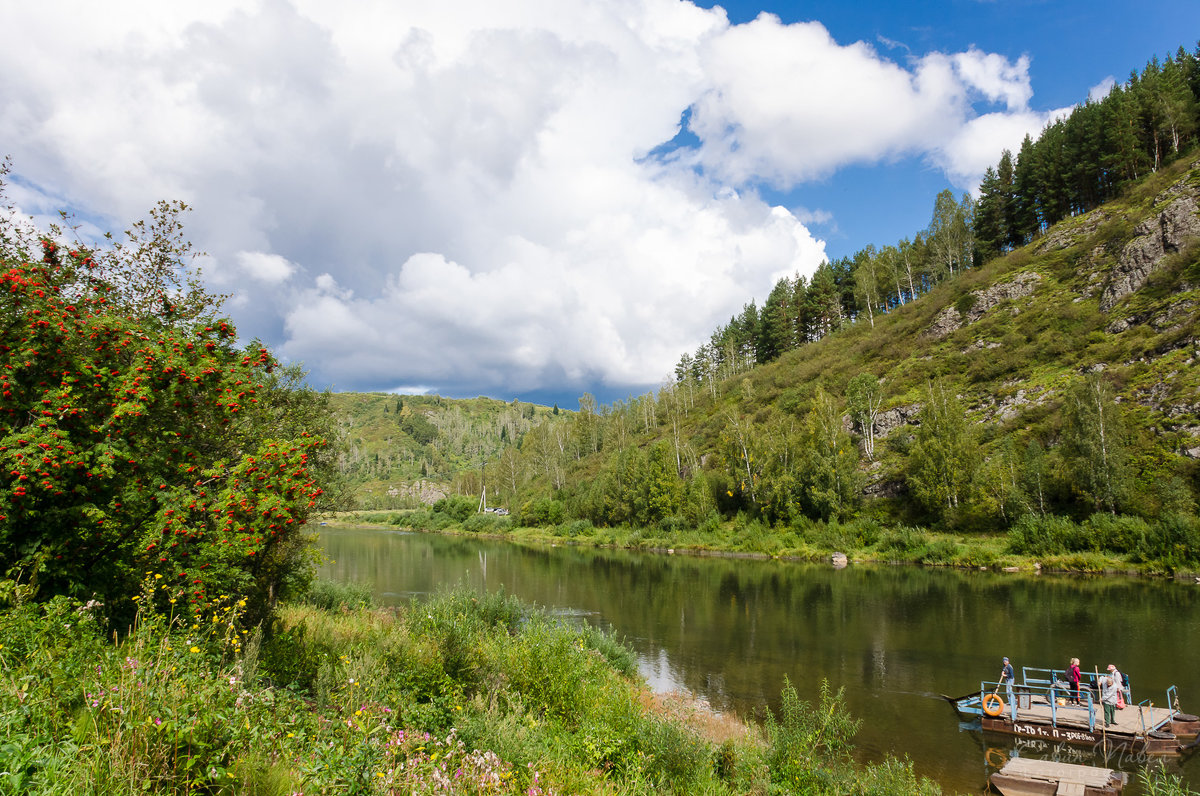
[0,0,1061,398]
[235,251,298,285]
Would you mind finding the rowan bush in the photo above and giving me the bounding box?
[0,190,334,628]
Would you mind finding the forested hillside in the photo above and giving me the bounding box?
[389,46,1200,570]
[347,46,1200,571]
[330,392,567,508]
[495,154,1199,540]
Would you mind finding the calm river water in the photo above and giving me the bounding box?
[317,527,1200,794]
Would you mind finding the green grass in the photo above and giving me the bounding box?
[0,578,958,795]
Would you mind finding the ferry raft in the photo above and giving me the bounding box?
[989,758,1127,796]
[944,666,1200,756]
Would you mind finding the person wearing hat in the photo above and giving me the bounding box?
[1107,664,1126,708]
[1000,656,1015,687]
[1101,668,1121,726]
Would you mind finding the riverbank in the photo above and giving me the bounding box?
[323,509,1200,581]
[0,579,950,795]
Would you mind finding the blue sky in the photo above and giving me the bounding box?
[2,1,1197,408]
[695,0,1200,262]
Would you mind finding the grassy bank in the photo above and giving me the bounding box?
[1,578,951,795]
[5,578,1198,794]
[334,507,1200,580]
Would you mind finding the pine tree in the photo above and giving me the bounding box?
[1011,134,1041,242]
[974,165,1005,262]
[757,276,796,363]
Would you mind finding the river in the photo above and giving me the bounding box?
[317,526,1200,794]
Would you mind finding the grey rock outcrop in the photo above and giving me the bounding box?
[980,387,1050,423]
[1101,187,1200,311]
[925,272,1042,339]
[925,306,962,338]
[872,403,921,439]
[382,479,447,505]
[1037,209,1107,254]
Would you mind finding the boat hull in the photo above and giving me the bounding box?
[1170,713,1200,741]
[982,716,1122,748]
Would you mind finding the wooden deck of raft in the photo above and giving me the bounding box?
[993,758,1125,795]
[1008,696,1175,735]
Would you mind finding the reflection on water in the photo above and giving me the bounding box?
[316,527,1200,794]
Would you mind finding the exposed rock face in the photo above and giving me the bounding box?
[383,479,447,505]
[1101,186,1200,311]
[1037,209,1107,254]
[925,306,962,338]
[872,403,921,438]
[925,272,1042,339]
[970,272,1042,319]
[980,387,1050,423]
[1175,425,1200,459]
[1108,300,1198,334]
[863,478,906,498]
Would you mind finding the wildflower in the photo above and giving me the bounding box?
[190,646,200,653]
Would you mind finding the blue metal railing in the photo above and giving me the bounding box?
[982,676,1098,731]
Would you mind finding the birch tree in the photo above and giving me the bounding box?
[1062,373,1129,514]
[845,373,885,461]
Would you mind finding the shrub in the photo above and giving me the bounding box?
[561,518,594,538]
[925,538,964,564]
[639,717,711,793]
[1006,514,1088,556]
[518,498,566,527]
[259,622,321,692]
[1085,513,1151,555]
[463,512,511,534]
[764,678,859,789]
[432,494,477,522]
[0,207,335,631]
[1139,514,1200,567]
[876,526,930,559]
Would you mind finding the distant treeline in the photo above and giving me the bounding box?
[676,43,1200,382]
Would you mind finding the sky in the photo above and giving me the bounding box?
[2,0,1197,408]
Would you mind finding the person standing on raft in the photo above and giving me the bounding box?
[1068,657,1082,704]
[1101,673,1121,726]
[1000,656,1015,687]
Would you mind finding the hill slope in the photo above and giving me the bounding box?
[328,392,565,508]
[495,158,1200,543]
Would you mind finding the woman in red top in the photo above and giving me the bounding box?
[1068,657,1082,704]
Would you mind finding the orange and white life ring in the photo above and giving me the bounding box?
[983,693,1006,717]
